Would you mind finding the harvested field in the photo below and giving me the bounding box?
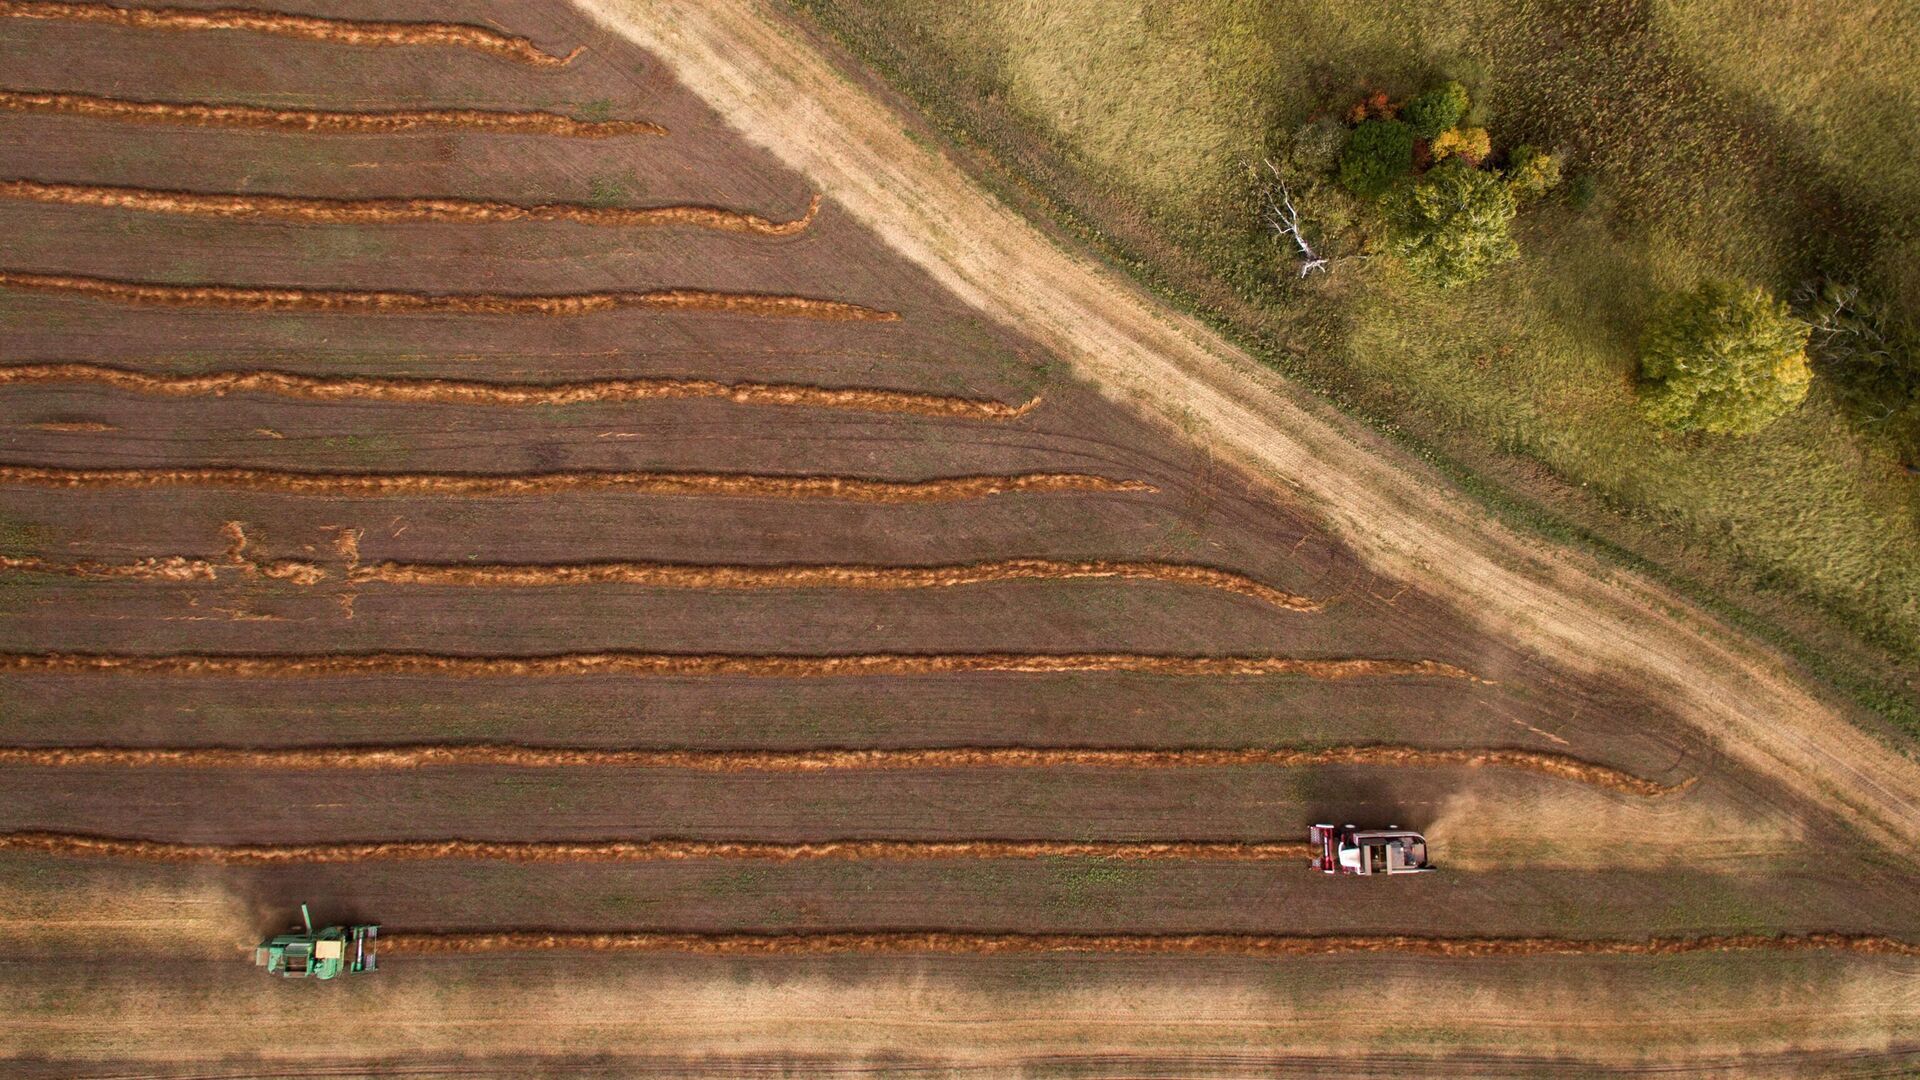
[0,89,662,136]
[2,0,1916,1073]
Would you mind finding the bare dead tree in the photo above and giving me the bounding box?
[1263,158,1328,278]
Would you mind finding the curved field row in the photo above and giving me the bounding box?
[0,181,819,235]
[0,466,1148,501]
[0,0,584,66]
[0,832,1314,864]
[0,363,1036,419]
[382,930,1920,959]
[0,549,1312,611]
[0,652,1483,682]
[0,272,893,320]
[0,745,1681,796]
[0,90,661,136]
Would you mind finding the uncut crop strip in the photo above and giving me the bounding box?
[0,364,1035,420]
[378,931,1920,960]
[0,746,1680,796]
[0,272,892,320]
[0,466,1146,501]
[0,90,661,136]
[0,1,584,65]
[0,653,1481,682]
[0,832,1311,864]
[0,181,817,235]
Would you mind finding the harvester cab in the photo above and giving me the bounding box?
[1309,824,1434,875]
[254,904,379,979]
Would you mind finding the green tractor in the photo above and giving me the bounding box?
[254,904,378,979]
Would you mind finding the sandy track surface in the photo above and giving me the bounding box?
[571,0,1920,853]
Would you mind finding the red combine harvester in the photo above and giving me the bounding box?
[1310,824,1434,875]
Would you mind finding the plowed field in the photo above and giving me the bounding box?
[3,1,1918,1075]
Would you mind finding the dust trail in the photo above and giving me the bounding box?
[355,558,1316,612]
[0,363,1038,420]
[0,653,1481,682]
[381,931,1920,959]
[0,272,894,321]
[0,745,1678,796]
[0,181,819,236]
[0,832,1310,864]
[0,466,1146,502]
[0,1,585,66]
[0,90,661,137]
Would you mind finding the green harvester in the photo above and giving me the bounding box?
[254,904,379,979]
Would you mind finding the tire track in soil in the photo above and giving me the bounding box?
[0,0,585,66]
[0,90,662,136]
[381,931,1920,959]
[0,745,1680,796]
[0,272,892,320]
[0,832,1314,864]
[0,653,1483,682]
[0,363,1037,419]
[0,466,1149,501]
[0,181,819,235]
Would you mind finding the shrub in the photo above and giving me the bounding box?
[1338,119,1414,197]
[1287,116,1349,175]
[1430,126,1492,166]
[1506,144,1562,201]
[1637,280,1812,435]
[1383,158,1518,287]
[1401,81,1469,139]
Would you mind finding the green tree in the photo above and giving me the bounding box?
[1401,81,1469,139]
[1338,119,1414,197]
[1637,280,1812,435]
[1383,158,1518,287]
[1505,144,1562,202]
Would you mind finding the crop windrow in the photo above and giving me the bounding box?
[0,90,661,136]
[0,1,586,65]
[0,363,1036,420]
[0,832,1312,864]
[380,930,1920,959]
[0,652,1482,681]
[0,466,1148,501]
[0,272,892,320]
[0,745,1681,796]
[0,181,816,235]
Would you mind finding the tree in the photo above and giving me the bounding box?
[1430,126,1492,166]
[1401,81,1469,139]
[1637,280,1812,435]
[1338,119,1414,197]
[1505,144,1562,203]
[1382,158,1518,287]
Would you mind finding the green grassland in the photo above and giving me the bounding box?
[794,0,1920,728]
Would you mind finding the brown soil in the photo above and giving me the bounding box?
[0,89,661,136]
[0,180,819,234]
[0,465,1145,500]
[0,271,893,319]
[387,930,1920,959]
[0,651,1479,682]
[0,744,1675,796]
[0,0,586,66]
[0,362,1036,418]
[0,831,1315,863]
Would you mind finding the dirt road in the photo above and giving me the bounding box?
[573,0,1920,852]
